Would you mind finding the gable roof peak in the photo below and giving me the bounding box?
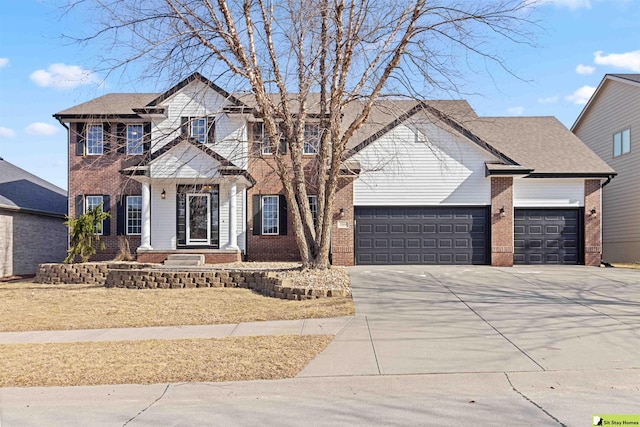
[145,72,247,108]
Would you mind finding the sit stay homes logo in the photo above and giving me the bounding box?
[593,415,640,426]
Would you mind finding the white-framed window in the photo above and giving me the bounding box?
[303,123,320,155]
[613,128,631,157]
[126,195,142,235]
[308,195,318,226]
[86,124,104,155]
[85,195,104,235]
[261,195,279,235]
[255,122,286,155]
[126,124,144,155]
[191,118,207,144]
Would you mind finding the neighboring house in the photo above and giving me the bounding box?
[572,74,640,263]
[53,72,614,267]
[0,158,68,276]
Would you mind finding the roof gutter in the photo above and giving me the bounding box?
[602,174,615,188]
[54,115,69,131]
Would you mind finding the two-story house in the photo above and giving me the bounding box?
[572,74,640,263]
[54,72,615,266]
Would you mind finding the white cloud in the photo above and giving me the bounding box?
[593,50,640,72]
[25,122,59,136]
[507,106,525,115]
[530,0,591,10]
[29,63,101,89]
[575,64,595,75]
[0,58,8,69]
[565,85,596,105]
[537,96,559,104]
[0,127,16,138]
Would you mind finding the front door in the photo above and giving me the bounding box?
[186,193,210,245]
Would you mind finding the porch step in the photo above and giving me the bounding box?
[163,254,205,267]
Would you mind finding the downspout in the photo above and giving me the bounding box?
[599,174,615,266]
[55,116,71,251]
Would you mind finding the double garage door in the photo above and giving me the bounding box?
[354,207,581,265]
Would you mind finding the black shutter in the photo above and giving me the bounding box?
[279,195,287,235]
[207,117,215,144]
[143,122,151,153]
[181,117,189,136]
[116,196,125,235]
[102,195,111,236]
[252,195,262,235]
[116,124,126,154]
[103,123,111,154]
[75,123,85,156]
[177,190,186,245]
[75,195,84,218]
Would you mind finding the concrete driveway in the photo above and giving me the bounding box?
[300,265,640,376]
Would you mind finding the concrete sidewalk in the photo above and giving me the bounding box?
[0,316,353,344]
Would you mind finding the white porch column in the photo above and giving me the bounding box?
[140,181,152,249]
[228,181,238,249]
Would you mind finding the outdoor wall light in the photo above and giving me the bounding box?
[590,208,597,217]
[339,208,345,217]
[161,189,166,199]
[499,206,506,217]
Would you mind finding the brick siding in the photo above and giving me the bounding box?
[0,210,67,276]
[490,177,514,267]
[69,123,143,261]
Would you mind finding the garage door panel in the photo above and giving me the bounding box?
[514,209,581,265]
[355,206,488,265]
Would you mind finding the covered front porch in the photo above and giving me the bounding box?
[124,138,254,264]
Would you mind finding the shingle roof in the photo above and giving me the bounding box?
[0,158,67,216]
[466,116,615,175]
[610,74,640,84]
[53,72,614,177]
[55,93,159,117]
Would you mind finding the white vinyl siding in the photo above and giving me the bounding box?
[150,143,222,179]
[150,80,248,168]
[150,182,246,252]
[573,78,640,261]
[126,124,144,155]
[513,178,584,207]
[353,120,495,206]
[86,125,103,155]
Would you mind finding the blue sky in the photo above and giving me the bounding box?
[0,0,639,189]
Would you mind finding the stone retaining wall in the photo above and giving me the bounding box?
[35,263,346,300]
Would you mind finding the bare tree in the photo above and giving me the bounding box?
[66,0,537,268]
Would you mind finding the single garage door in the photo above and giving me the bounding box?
[514,209,581,265]
[354,207,489,265]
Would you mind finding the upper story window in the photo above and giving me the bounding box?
[85,195,104,235]
[613,128,631,157]
[191,118,207,144]
[303,123,320,155]
[181,116,213,144]
[86,124,104,155]
[126,124,144,155]
[253,122,286,155]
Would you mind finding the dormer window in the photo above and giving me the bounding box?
[191,118,207,144]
